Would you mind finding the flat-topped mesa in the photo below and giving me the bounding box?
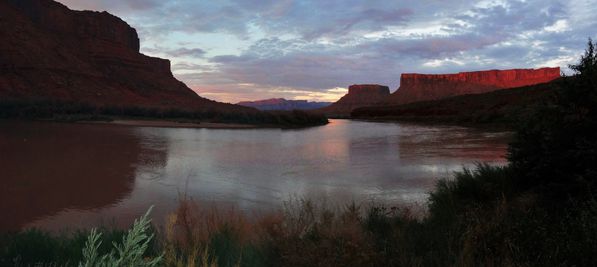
[389,67,561,105]
[318,84,390,117]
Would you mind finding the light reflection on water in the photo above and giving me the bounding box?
[0,119,510,231]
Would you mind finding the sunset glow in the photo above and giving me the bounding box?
[56,0,596,103]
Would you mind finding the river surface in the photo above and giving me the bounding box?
[0,119,510,232]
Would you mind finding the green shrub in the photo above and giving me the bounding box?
[0,228,129,266]
[509,38,597,200]
[79,207,162,267]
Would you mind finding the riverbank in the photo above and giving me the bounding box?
[3,164,597,266]
[85,119,259,129]
[0,118,508,233]
[352,117,514,132]
[1,117,325,131]
[0,99,329,128]
[5,40,595,266]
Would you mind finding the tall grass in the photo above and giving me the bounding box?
[79,207,162,266]
[3,39,597,266]
[156,196,428,267]
[0,228,128,266]
[3,166,597,266]
[161,198,258,267]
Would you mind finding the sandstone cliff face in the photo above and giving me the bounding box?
[319,84,390,117]
[6,0,140,52]
[389,68,561,105]
[0,0,246,112]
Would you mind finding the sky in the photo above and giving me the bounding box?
[57,0,596,103]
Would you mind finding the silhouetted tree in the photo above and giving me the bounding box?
[508,38,597,199]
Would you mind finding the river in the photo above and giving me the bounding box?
[0,119,510,231]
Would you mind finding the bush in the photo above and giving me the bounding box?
[79,207,162,266]
[3,39,596,267]
[0,228,128,266]
[508,38,597,200]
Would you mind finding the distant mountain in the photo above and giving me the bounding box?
[0,0,249,113]
[237,98,331,110]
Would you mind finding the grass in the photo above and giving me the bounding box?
[2,165,597,266]
[0,211,161,266]
[154,165,597,266]
[3,38,596,266]
[0,228,131,266]
[79,207,162,266]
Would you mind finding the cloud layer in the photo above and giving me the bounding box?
[59,0,597,102]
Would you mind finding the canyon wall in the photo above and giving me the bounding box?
[388,68,561,105]
[0,0,246,112]
[318,84,390,117]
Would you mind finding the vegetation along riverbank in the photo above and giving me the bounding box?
[2,39,597,267]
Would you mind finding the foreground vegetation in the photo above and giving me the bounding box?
[3,168,597,266]
[0,100,328,128]
[1,39,596,266]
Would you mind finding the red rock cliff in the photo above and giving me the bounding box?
[0,0,246,112]
[319,84,390,117]
[388,68,561,105]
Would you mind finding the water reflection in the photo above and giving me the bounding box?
[0,119,510,232]
[0,121,168,231]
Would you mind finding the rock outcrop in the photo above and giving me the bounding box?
[0,0,246,112]
[237,98,331,111]
[318,84,390,117]
[388,68,561,105]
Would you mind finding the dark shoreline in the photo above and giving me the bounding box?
[350,117,514,132]
[0,98,330,129]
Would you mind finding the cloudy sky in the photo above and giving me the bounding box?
[57,0,596,103]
